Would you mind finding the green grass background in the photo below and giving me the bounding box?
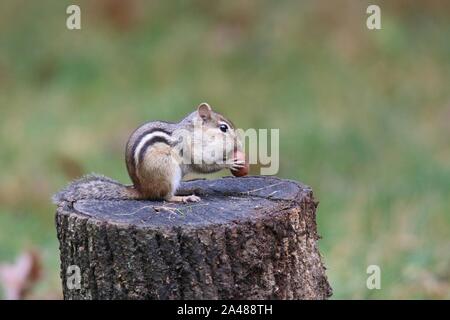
[0,0,449,299]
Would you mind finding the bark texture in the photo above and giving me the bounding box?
[55,176,332,299]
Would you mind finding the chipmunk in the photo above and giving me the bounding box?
[53,103,248,204]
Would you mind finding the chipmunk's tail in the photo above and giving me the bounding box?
[52,173,140,205]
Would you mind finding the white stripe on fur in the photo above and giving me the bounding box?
[134,131,172,165]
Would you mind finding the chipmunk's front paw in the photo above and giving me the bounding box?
[231,159,246,172]
[230,155,249,177]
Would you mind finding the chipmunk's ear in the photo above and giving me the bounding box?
[197,102,212,120]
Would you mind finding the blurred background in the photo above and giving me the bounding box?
[0,0,449,299]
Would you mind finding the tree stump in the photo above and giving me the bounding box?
[55,176,332,300]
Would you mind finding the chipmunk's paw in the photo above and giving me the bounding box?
[183,195,201,203]
[231,159,246,172]
[166,195,201,203]
[230,154,249,177]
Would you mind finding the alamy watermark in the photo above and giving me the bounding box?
[366,265,381,290]
[366,5,381,30]
[66,265,81,290]
[63,2,384,174]
[66,5,81,30]
[66,4,383,32]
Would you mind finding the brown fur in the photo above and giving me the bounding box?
[136,144,176,199]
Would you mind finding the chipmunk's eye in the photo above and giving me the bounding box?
[219,124,229,133]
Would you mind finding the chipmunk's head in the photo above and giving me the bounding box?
[182,102,246,173]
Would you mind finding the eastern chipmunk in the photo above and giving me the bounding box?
[53,103,248,204]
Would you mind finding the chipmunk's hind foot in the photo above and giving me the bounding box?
[166,195,201,203]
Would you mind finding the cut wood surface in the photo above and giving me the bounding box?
[55,176,332,299]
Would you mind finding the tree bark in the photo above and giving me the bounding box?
[55,176,332,299]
